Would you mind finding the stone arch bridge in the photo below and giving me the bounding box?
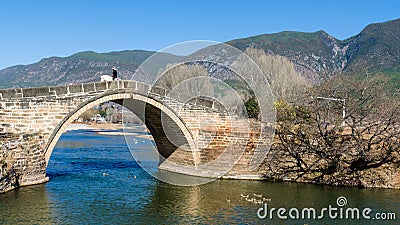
[0,80,267,192]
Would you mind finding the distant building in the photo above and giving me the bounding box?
[90,114,106,123]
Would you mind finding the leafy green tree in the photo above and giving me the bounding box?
[244,97,260,118]
[99,110,107,118]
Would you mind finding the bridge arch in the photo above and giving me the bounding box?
[44,91,196,166]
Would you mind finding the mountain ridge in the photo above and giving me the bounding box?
[0,18,399,88]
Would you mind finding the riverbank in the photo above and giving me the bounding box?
[68,122,153,140]
[68,122,125,131]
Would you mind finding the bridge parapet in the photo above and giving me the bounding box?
[0,80,135,100]
[0,81,224,113]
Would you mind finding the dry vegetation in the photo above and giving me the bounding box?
[243,47,309,102]
[269,74,400,187]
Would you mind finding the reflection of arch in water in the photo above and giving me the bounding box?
[44,91,196,166]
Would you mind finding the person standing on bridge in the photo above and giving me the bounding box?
[112,67,118,80]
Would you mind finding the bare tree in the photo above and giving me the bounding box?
[79,109,98,122]
[243,47,309,102]
[155,63,211,95]
[266,74,400,187]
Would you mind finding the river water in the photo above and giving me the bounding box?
[0,128,399,224]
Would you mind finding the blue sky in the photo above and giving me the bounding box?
[0,0,399,70]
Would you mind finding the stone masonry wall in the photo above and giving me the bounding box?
[0,97,85,192]
[0,82,129,193]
